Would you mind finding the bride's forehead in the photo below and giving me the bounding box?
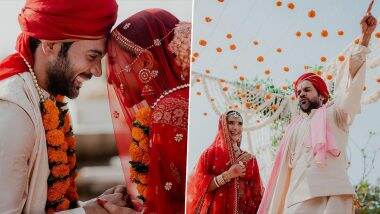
[226,115,242,123]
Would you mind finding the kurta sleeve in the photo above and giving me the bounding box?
[332,43,370,123]
[0,100,35,213]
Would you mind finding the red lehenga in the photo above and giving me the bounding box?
[106,9,190,214]
[187,113,264,214]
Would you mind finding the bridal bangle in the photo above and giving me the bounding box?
[214,171,232,188]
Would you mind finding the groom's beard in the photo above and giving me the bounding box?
[299,97,321,113]
[46,55,77,98]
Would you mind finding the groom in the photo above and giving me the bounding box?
[0,0,135,213]
[258,2,377,214]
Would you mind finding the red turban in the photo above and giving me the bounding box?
[294,72,329,104]
[0,0,118,80]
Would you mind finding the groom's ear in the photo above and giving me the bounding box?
[40,40,61,59]
[139,51,155,69]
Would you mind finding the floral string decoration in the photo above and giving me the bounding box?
[43,95,78,213]
[129,107,152,202]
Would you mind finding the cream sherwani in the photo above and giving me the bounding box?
[0,72,85,214]
[267,43,370,214]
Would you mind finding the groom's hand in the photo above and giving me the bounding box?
[360,0,377,46]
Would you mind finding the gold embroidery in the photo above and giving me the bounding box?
[152,97,188,128]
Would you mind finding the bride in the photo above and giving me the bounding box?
[187,111,264,214]
[101,8,190,213]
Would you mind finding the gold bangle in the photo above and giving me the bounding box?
[214,177,220,187]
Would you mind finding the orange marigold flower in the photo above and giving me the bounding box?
[132,127,145,141]
[306,32,313,38]
[130,168,138,181]
[226,33,232,39]
[43,113,60,131]
[326,74,333,80]
[56,198,70,211]
[229,44,237,50]
[47,179,70,202]
[377,78,380,84]
[337,30,344,36]
[138,174,148,184]
[308,10,316,18]
[66,136,76,150]
[271,104,278,111]
[265,94,272,100]
[129,143,144,162]
[255,84,261,90]
[216,47,223,53]
[204,16,212,22]
[275,1,282,7]
[199,39,207,46]
[48,148,68,164]
[295,31,302,37]
[287,2,295,9]
[276,48,282,53]
[65,186,79,201]
[63,114,71,133]
[283,66,290,72]
[257,56,264,62]
[135,107,152,126]
[239,76,245,81]
[320,56,327,62]
[321,29,328,37]
[315,70,323,76]
[245,102,252,109]
[375,32,380,38]
[51,164,70,178]
[67,155,76,171]
[46,129,66,148]
[142,153,150,165]
[136,184,147,196]
[338,55,345,62]
[43,99,59,115]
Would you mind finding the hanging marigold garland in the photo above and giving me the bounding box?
[42,95,78,213]
[129,107,152,202]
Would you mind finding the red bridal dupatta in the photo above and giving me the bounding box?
[187,113,264,214]
[106,9,190,213]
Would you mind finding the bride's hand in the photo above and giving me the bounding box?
[97,198,144,214]
[228,161,246,178]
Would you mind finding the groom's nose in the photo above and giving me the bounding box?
[90,61,102,77]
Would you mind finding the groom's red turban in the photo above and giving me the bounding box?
[18,0,118,40]
[294,72,329,104]
[0,0,118,80]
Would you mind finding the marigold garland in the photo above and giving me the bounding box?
[42,96,78,213]
[129,107,152,202]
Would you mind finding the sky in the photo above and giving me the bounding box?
[188,0,380,185]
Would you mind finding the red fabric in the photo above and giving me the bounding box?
[187,113,264,214]
[294,72,329,104]
[106,9,189,213]
[145,88,188,213]
[0,0,117,81]
[107,9,186,108]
